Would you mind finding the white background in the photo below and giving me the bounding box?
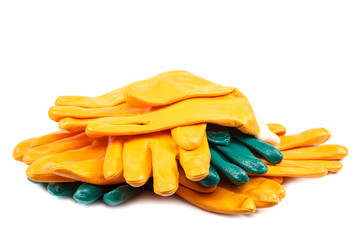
[1,1,359,239]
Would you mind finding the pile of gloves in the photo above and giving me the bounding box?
[13,70,348,214]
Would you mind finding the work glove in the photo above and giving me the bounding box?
[50,70,255,135]
[14,132,118,184]
[54,70,234,108]
[14,131,97,165]
[61,90,260,137]
[25,140,126,185]
[51,70,279,146]
[177,176,285,214]
[252,125,347,178]
[14,129,211,195]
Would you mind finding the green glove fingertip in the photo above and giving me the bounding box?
[73,184,108,204]
[47,182,82,197]
[103,185,144,206]
[198,165,220,187]
[206,124,231,146]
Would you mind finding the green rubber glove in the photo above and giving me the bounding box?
[199,124,283,186]
[28,178,144,206]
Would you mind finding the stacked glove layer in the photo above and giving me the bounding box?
[13,70,348,214]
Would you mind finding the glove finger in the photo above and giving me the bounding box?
[267,123,286,136]
[209,146,249,185]
[231,129,283,164]
[151,133,179,196]
[27,171,74,183]
[198,165,220,187]
[14,131,75,161]
[13,137,37,161]
[171,123,206,150]
[23,132,96,164]
[59,116,145,132]
[279,160,342,173]
[103,136,124,180]
[59,117,102,132]
[282,144,348,160]
[176,185,256,214]
[50,158,125,185]
[47,182,82,196]
[123,136,152,187]
[30,130,81,148]
[220,177,285,208]
[73,183,116,204]
[25,140,107,181]
[103,184,145,206]
[55,87,125,108]
[255,163,328,178]
[49,104,146,122]
[279,128,331,150]
[178,135,210,181]
[214,139,268,174]
[206,124,231,146]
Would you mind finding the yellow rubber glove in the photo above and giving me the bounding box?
[176,185,256,214]
[13,130,81,162]
[254,125,348,178]
[176,166,285,214]
[14,132,119,183]
[54,130,210,196]
[54,71,234,109]
[50,70,280,146]
[218,176,285,208]
[49,71,234,122]
[25,137,127,185]
[15,128,211,195]
[49,71,258,137]
[57,90,259,138]
[21,132,96,165]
